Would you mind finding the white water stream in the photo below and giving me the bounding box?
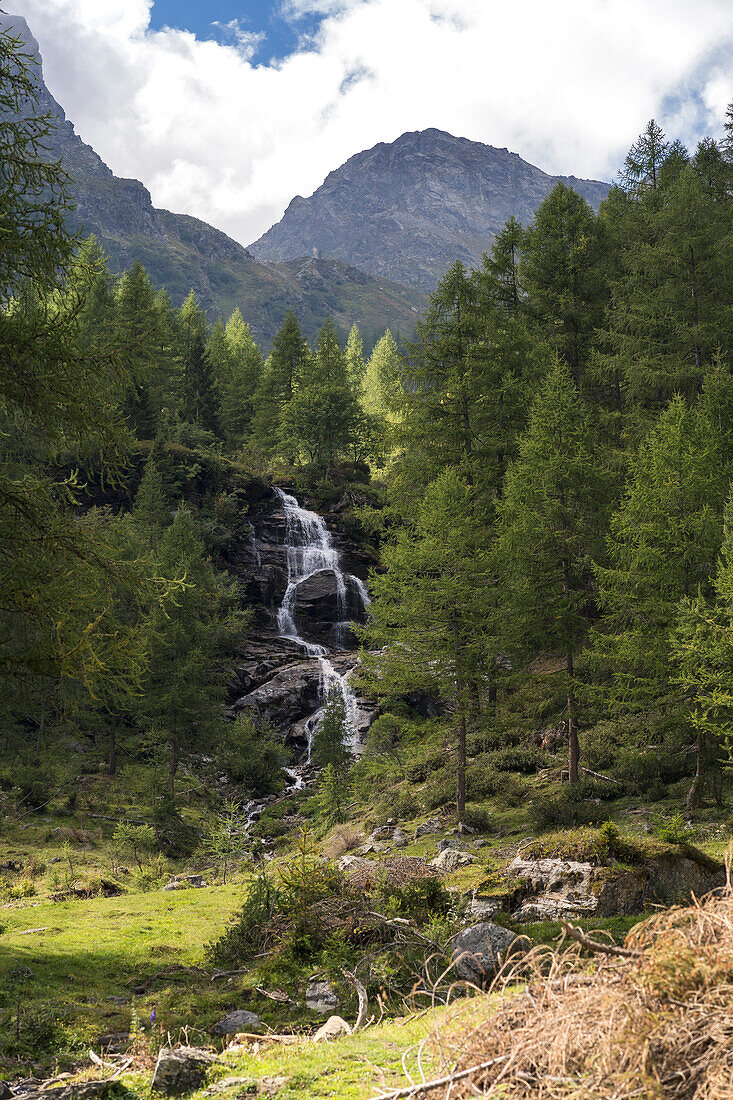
[274,488,368,763]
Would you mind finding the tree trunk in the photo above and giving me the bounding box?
[456,709,466,821]
[108,727,117,776]
[451,610,467,821]
[686,729,703,809]
[567,650,579,784]
[169,729,177,801]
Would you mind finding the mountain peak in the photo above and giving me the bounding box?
[251,128,610,291]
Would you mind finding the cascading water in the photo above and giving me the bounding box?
[273,487,369,763]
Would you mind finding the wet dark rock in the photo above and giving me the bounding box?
[233,660,323,733]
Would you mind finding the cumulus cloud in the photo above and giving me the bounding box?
[10,0,733,246]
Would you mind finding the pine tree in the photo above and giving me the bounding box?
[593,396,727,717]
[312,689,351,772]
[521,183,606,386]
[345,324,366,385]
[281,318,359,467]
[483,215,524,316]
[138,507,244,798]
[114,261,161,439]
[179,291,219,433]
[496,360,607,782]
[620,119,669,193]
[209,310,263,444]
[362,469,492,817]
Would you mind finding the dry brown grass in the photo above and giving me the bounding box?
[373,879,733,1099]
[348,856,440,891]
[321,824,363,859]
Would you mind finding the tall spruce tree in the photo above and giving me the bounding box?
[497,360,607,782]
[361,469,491,817]
[593,396,727,717]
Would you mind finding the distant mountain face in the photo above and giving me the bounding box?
[251,129,611,292]
[1,14,426,348]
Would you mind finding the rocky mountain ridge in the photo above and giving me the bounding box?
[2,13,426,347]
[252,127,611,291]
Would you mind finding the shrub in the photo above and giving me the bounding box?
[492,774,529,809]
[379,877,452,924]
[8,880,36,898]
[529,787,607,831]
[656,812,691,845]
[422,770,455,810]
[112,822,157,871]
[490,747,545,774]
[463,803,493,833]
[217,715,287,796]
[11,767,51,810]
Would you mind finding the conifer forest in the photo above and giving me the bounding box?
[4,12,733,1100]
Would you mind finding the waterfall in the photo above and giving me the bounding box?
[273,487,368,760]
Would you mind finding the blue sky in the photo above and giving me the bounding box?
[148,1,325,64]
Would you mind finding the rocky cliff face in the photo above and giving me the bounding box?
[1,14,426,347]
[252,128,611,292]
[225,486,377,761]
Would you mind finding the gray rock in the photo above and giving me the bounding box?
[467,897,500,921]
[306,980,339,1015]
[252,128,611,294]
[391,828,408,848]
[430,848,475,872]
[212,1010,263,1036]
[414,818,442,838]
[312,1015,352,1042]
[452,922,519,987]
[152,1047,215,1095]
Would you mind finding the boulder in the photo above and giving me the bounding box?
[152,1047,216,1095]
[312,1015,352,1042]
[306,980,339,1015]
[391,828,408,848]
[414,818,442,838]
[233,661,323,732]
[212,1010,263,1036]
[467,896,501,921]
[452,922,518,987]
[430,848,475,872]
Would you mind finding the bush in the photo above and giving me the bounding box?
[490,747,545,774]
[529,786,608,831]
[11,766,51,810]
[217,715,288,796]
[422,770,455,811]
[492,774,529,809]
[7,880,36,899]
[379,877,452,924]
[463,803,493,833]
[656,812,691,845]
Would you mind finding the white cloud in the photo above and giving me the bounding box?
[10,0,733,247]
[211,19,266,60]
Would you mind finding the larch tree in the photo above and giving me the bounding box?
[497,359,607,783]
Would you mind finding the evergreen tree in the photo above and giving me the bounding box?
[209,310,263,444]
[521,183,606,385]
[673,489,733,805]
[483,215,524,316]
[620,119,669,193]
[180,290,219,432]
[250,311,309,459]
[496,360,607,782]
[593,396,727,715]
[312,689,351,772]
[138,507,244,798]
[362,470,492,817]
[345,324,366,385]
[114,261,161,439]
[281,318,359,466]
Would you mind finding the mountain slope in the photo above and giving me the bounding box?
[251,128,611,291]
[1,14,426,348]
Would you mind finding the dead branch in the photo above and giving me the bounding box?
[559,921,642,958]
[366,1056,509,1099]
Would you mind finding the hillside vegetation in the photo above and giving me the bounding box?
[3,15,733,1098]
